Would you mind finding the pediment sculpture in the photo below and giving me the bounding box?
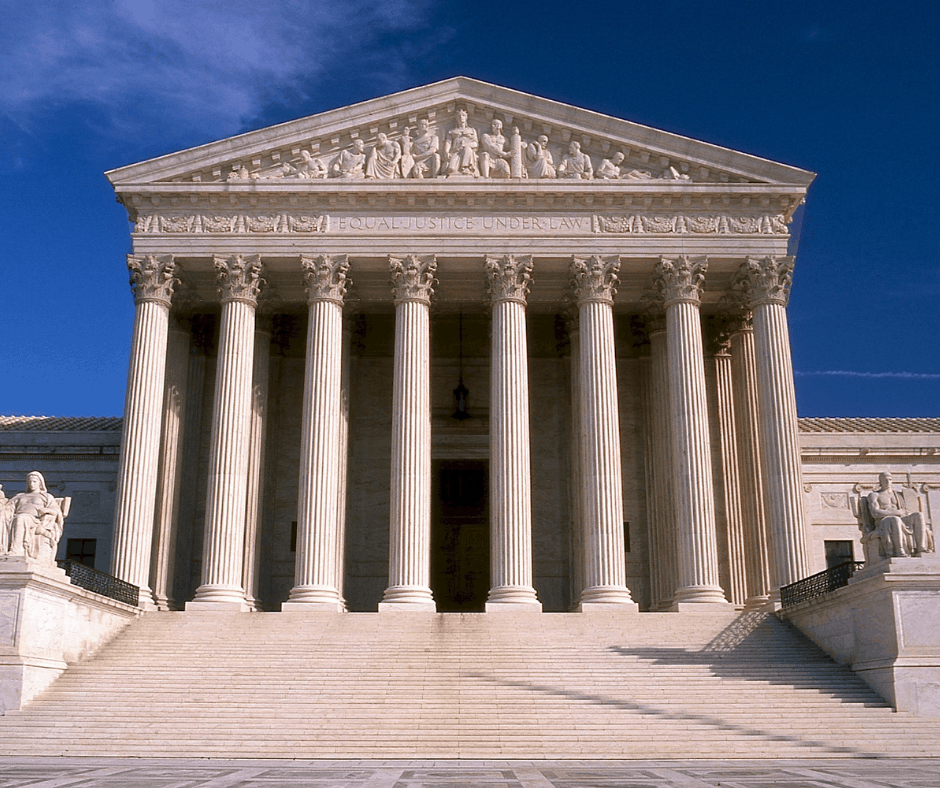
[222,106,705,184]
[0,471,70,566]
[852,472,936,564]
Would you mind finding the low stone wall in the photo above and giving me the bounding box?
[0,556,140,713]
[781,555,940,717]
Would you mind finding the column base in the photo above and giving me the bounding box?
[743,594,772,612]
[284,584,342,609]
[671,584,730,608]
[486,585,541,610]
[379,585,436,612]
[578,585,637,608]
[187,584,250,611]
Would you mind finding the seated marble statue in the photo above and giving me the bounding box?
[480,119,511,178]
[859,472,935,563]
[596,152,625,179]
[525,135,555,179]
[558,141,593,179]
[443,108,479,176]
[365,133,401,179]
[409,119,440,178]
[330,139,366,179]
[4,471,69,565]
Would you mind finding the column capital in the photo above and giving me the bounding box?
[653,255,707,307]
[571,255,620,306]
[215,255,264,305]
[735,255,794,307]
[485,254,533,305]
[127,254,177,306]
[302,254,350,305]
[389,254,437,305]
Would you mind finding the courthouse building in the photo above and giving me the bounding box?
[7,77,939,617]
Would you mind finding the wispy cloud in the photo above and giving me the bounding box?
[796,371,940,380]
[0,0,435,145]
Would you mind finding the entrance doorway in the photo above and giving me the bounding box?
[431,460,490,612]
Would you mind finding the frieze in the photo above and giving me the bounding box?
[135,213,328,234]
[592,213,787,235]
[133,210,788,237]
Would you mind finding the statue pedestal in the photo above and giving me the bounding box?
[782,555,940,716]
[0,556,140,713]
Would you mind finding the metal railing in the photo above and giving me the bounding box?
[780,561,865,609]
[58,560,139,607]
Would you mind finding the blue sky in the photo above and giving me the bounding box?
[1,0,938,417]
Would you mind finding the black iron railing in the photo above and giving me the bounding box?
[58,560,139,607]
[780,561,865,609]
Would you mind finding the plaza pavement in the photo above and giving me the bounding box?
[0,758,937,787]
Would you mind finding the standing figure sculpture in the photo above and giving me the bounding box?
[8,471,68,564]
[409,118,440,178]
[525,135,555,179]
[0,486,13,553]
[443,108,479,177]
[480,119,511,178]
[365,133,402,179]
[558,141,593,179]
[861,471,935,562]
[399,128,415,179]
[330,139,367,179]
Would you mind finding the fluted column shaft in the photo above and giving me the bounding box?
[645,321,678,610]
[381,255,437,610]
[485,255,541,611]
[286,255,349,610]
[151,318,190,610]
[654,256,729,608]
[189,255,263,610]
[709,338,747,607]
[729,318,772,608]
[566,315,584,609]
[335,316,354,610]
[571,256,637,609]
[111,255,177,608]
[737,256,809,592]
[242,319,271,611]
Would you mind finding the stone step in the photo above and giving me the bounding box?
[2,610,938,758]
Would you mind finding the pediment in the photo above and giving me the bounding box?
[106,77,814,189]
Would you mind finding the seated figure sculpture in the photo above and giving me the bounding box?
[859,471,935,563]
[2,471,69,565]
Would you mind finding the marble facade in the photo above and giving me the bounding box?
[11,78,935,616]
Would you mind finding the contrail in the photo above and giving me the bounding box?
[795,370,940,380]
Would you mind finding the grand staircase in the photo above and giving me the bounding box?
[1,610,939,759]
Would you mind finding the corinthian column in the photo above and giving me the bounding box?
[285,255,350,611]
[189,255,263,610]
[485,255,541,611]
[727,310,772,609]
[736,256,809,593]
[643,310,678,610]
[150,317,190,610]
[653,256,730,609]
[571,256,637,610]
[380,255,437,611]
[111,255,177,608]
[705,318,746,607]
[242,316,272,611]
